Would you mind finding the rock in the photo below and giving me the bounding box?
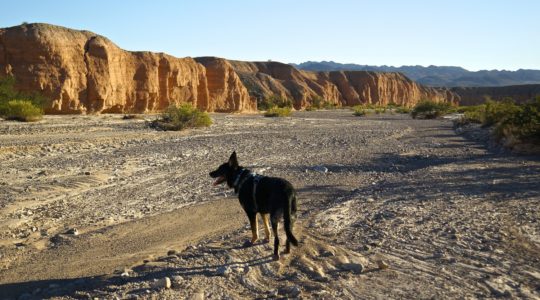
[216,265,231,276]
[167,249,177,256]
[151,277,171,289]
[84,171,91,176]
[312,166,329,173]
[189,292,205,300]
[65,228,79,235]
[278,285,302,297]
[341,262,364,274]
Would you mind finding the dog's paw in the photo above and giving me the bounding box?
[262,238,270,244]
[243,240,254,248]
[273,254,280,261]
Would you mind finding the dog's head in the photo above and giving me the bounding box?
[209,151,239,188]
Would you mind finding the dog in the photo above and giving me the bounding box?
[209,151,299,260]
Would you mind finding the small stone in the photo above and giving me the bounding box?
[362,245,371,251]
[65,228,79,235]
[312,166,328,173]
[321,249,335,257]
[151,277,171,289]
[84,171,91,176]
[341,262,364,274]
[189,292,205,300]
[278,285,301,297]
[216,266,231,276]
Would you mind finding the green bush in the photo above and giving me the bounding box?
[258,94,293,110]
[374,108,386,114]
[150,103,212,131]
[352,105,371,117]
[0,99,43,122]
[457,98,540,144]
[395,106,411,114]
[0,76,46,122]
[411,100,452,119]
[0,76,46,108]
[264,107,291,117]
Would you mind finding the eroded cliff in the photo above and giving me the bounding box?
[0,23,250,113]
[229,60,457,109]
[0,23,457,113]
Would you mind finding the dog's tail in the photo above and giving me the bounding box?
[284,193,299,247]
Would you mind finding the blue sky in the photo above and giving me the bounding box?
[1,0,539,71]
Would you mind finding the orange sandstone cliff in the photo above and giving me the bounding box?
[227,60,457,109]
[0,23,456,113]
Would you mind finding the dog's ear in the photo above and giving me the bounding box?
[228,151,238,169]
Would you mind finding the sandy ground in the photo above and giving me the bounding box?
[0,111,539,299]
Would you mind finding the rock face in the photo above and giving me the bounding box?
[0,23,247,113]
[229,60,457,109]
[0,23,457,113]
[452,85,540,106]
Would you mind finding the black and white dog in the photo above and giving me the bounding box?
[209,151,299,260]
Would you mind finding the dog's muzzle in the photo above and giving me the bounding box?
[213,175,226,186]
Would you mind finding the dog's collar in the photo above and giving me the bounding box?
[233,169,249,193]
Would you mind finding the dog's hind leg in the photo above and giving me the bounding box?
[271,220,280,260]
[262,213,271,243]
[248,213,259,245]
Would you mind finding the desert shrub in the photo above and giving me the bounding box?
[352,105,371,117]
[462,105,486,124]
[457,98,540,144]
[258,94,293,110]
[306,96,339,110]
[264,107,291,117]
[0,99,43,122]
[374,108,386,114]
[323,101,338,109]
[411,100,452,119]
[0,76,46,122]
[483,99,522,127]
[122,114,144,120]
[0,76,46,108]
[311,96,323,109]
[495,99,540,142]
[150,103,212,131]
[395,106,411,114]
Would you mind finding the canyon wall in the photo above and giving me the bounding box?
[228,60,457,109]
[0,23,456,113]
[452,85,540,106]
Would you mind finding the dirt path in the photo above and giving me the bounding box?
[0,111,539,299]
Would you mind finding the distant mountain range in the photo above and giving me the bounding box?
[293,61,540,87]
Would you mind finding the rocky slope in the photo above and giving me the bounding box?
[452,84,540,105]
[0,23,456,113]
[295,61,540,87]
[228,60,457,109]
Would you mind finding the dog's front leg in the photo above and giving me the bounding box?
[248,213,259,244]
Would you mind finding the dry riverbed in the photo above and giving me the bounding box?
[0,111,539,299]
